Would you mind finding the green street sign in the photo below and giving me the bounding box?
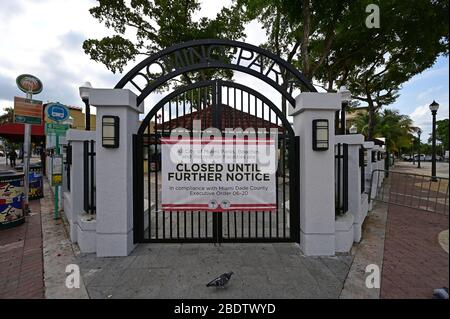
[45,123,70,134]
[15,115,42,125]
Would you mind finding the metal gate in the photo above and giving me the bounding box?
[369,169,449,215]
[133,80,299,243]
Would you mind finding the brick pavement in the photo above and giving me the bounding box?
[381,203,449,298]
[0,198,44,299]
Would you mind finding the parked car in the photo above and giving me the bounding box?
[402,154,411,161]
[413,154,426,161]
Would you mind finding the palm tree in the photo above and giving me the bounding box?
[352,108,415,155]
[377,109,415,154]
[0,107,14,125]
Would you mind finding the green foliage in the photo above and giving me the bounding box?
[435,119,449,150]
[0,107,14,125]
[352,108,414,153]
[320,0,449,139]
[238,0,449,135]
[83,0,246,74]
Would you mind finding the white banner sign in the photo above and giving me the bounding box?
[161,137,277,212]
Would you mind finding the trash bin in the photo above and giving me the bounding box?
[0,171,25,229]
[14,163,44,200]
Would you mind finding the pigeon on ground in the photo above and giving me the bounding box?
[432,287,449,299]
[206,272,234,288]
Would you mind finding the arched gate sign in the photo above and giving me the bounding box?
[115,39,316,243]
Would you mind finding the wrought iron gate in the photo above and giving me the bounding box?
[133,80,299,243]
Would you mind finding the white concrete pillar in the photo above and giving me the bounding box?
[335,134,365,242]
[363,142,374,192]
[289,92,341,256]
[89,89,143,257]
[65,129,96,242]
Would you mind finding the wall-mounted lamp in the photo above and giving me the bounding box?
[359,148,368,167]
[102,116,119,148]
[371,150,377,163]
[312,119,329,151]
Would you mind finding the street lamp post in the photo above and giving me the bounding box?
[411,138,415,165]
[417,128,422,168]
[429,101,439,181]
[339,86,351,134]
[79,81,92,131]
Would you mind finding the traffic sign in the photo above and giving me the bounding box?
[45,123,70,134]
[45,102,69,122]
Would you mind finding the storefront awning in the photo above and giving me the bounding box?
[0,122,45,142]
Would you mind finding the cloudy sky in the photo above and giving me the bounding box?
[0,0,448,142]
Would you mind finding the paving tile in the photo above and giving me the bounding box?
[380,186,449,299]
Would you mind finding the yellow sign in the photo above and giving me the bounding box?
[52,174,62,186]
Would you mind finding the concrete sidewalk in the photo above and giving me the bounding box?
[77,243,353,299]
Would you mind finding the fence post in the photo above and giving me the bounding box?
[335,134,365,242]
[90,88,144,257]
[66,129,96,243]
[289,92,341,256]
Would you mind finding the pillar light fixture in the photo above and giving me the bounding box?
[349,124,357,134]
[338,86,351,135]
[79,81,92,131]
[102,115,119,148]
[312,119,329,151]
[339,86,352,102]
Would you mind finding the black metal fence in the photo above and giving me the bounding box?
[335,143,349,215]
[83,140,96,214]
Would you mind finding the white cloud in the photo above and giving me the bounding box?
[406,66,449,85]
[0,0,119,114]
[410,100,449,142]
[0,0,447,141]
[416,85,443,100]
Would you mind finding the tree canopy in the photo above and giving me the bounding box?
[84,0,449,139]
[428,119,449,151]
[238,0,449,137]
[0,107,13,125]
[84,0,246,74]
